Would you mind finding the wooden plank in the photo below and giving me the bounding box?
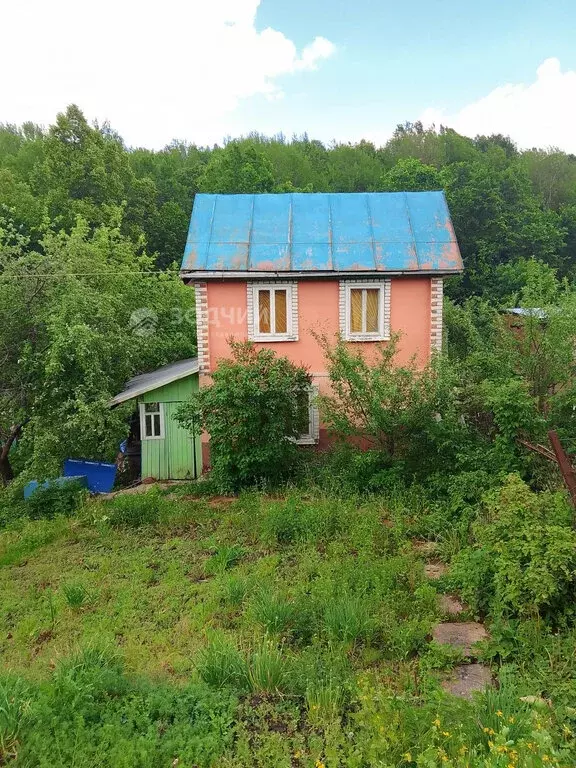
[548,430,576,513]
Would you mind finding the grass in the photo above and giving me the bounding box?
[0,486,574,766]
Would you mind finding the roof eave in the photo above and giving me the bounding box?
[109,363,199,409]
[180,269,464,281]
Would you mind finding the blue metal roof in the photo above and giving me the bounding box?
[180,192,463,276]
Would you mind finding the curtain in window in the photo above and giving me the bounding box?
[350,289,363,333]
[275,289,287,334]
[258,290,271,333]
[365,289,379,333]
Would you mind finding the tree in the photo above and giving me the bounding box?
[380,157,441,191]
[176,342,311,491]
[0,218,195,482]
[315,332,462,471]
[198,142,275,194]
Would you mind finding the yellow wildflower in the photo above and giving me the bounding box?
[315,762,325,768]
[496,710,503,717]
[294,751,302,759]
[508,716,515,723]
[442,731,451,737]
[434,717,441,727]
[402,753,412,763]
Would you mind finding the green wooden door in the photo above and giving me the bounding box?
[140,374,201,480]
[164,402,198,479]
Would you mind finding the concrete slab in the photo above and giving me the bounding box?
[442,663,492,699]
[439,594,465,616]
[432,622,489,657]
[424,561,448,579]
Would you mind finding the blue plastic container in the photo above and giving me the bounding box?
[63,460,117,493]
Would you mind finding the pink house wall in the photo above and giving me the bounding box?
[195,277,437,464]
[204,277,433,374]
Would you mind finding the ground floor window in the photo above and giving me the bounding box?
[139,402,165,439]
[295,386,319,445]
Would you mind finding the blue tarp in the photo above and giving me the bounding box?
[181,192,463,275]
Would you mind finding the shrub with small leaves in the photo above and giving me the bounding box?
[451,474,576,618]
[176,341,311,492]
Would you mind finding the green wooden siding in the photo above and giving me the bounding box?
[140,374,200,480]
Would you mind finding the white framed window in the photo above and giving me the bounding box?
[340,280,390,341]
[247,282,298,341]
[294,386,319,445]
[139,402,165,440]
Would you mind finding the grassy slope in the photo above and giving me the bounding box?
[0,489,572,766]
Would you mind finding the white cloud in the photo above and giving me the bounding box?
[0,0,335,148]
[420,58,576,152]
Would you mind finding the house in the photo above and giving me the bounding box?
[110,358,201,480]
[180,192,463,468]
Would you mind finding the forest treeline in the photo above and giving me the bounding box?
[1,104,576,480]
[2,104,576,301]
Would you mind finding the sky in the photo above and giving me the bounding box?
[2,0,576,152]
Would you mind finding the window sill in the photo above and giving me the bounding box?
[344,334,390,342]
[249,334,299,343]
[295,436,318,445]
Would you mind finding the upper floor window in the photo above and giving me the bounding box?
[140,402,165,440]
[340,280,390,341]
[248,282,298,341]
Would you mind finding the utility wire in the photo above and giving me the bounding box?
[0,270,180,279]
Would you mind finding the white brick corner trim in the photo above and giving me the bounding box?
[430,277,444,352]
[194,282,210,374]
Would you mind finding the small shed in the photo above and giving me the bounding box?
[110,358,201,480]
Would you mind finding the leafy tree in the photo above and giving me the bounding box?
[198,142,275,194]
[0,218,195,482]
[380,157,441,191]
[176,342,311,492]
[315,332,463,471]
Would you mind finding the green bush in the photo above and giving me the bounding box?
[315,332,466,473]
[304,445,406,496]
[261,495,344,545]
[25,479,87,521]
[247,638,287,693]
[204,545,245,576]
[5,648,235,767]
[62,582,92,610]
[176,341,311,492]
[450,474,576,618]
[322,592,375,644]
[0,677,30,762]
[103,489,169,528]
[196,636,249,690]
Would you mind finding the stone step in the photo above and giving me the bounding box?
[432,622,489,657]
[424,561,448,579]
[438,594,465,616]
[442,663,492,699]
